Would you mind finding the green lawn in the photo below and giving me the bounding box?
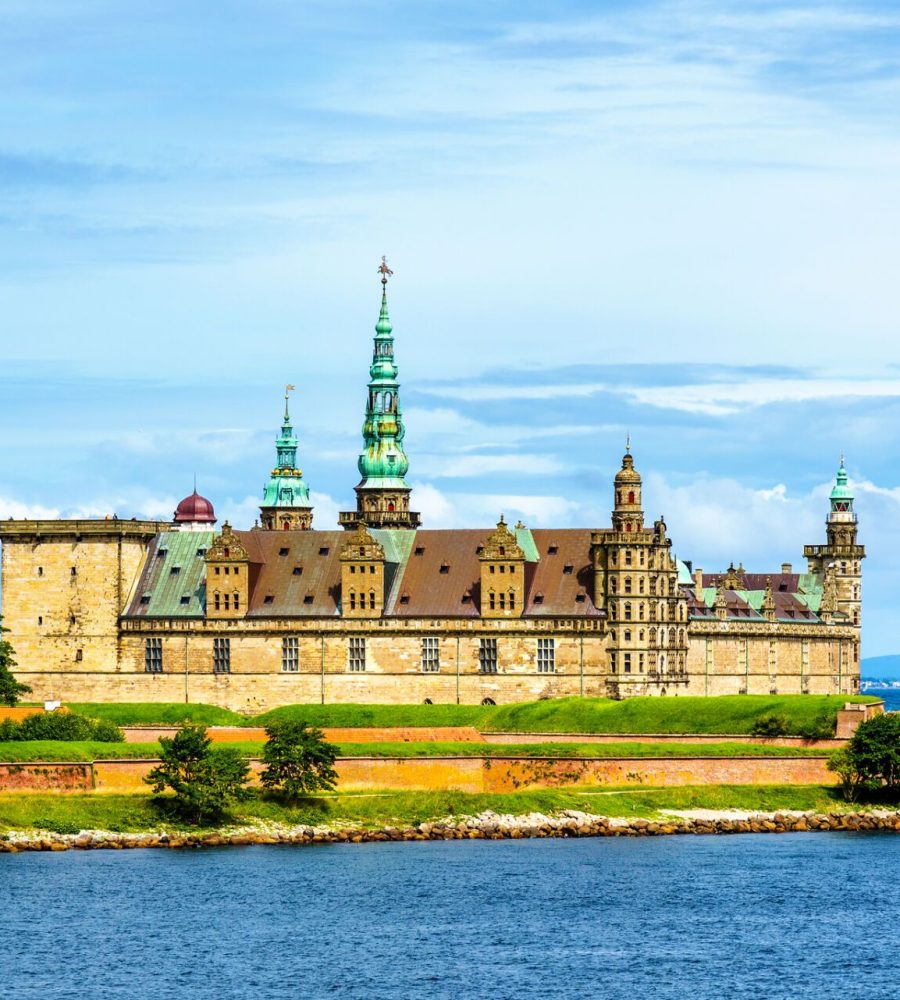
[0,738,831,763]
[0,784,850,835]
[58,694,878,735]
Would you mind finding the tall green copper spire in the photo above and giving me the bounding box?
[339,258,421,530]
[259,385,314,530]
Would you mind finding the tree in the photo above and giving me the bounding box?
[145,723,250,824]
[0,616,31,707]
[831,713,900,802]
[260,719,339,799]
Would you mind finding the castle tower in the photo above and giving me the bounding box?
[259,386,314,531]
[205,522,250,620]
[172,488,217,531]
[612,440,644,533]
[804,457,865,628]
[339,522,386,618]
[339,259,421,530]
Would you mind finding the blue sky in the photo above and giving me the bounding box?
[1,1,899,656]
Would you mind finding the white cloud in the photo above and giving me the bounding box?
[414,452,565,479]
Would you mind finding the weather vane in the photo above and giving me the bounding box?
[284,383,295,420]
[378,255,393,287]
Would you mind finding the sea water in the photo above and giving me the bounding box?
[2,833,899,1000]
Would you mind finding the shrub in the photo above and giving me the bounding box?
[0,616,30,707]
[796,713,835,740]
[751,713,789,737]
[260,720,339,800]
[840,713,900,800]
[145,723,251,824]
[0,712,124,743]
[827,747,867,803]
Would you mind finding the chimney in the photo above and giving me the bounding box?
[781,562,792,574]
[694,567,704,601]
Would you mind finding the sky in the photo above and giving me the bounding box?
[1,1,899,657]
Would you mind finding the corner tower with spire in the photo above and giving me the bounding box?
[259,386,314,530]
[339,258,421,530]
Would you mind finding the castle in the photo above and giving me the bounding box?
[0,267,864,710]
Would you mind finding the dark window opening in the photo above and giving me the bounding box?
[439,563,450,574]
[303,595,314,605]
[399,594,410,605]
[170,566,180,576]
[563,564,574,574]
[533,593,544,605]
[548,545,558,555]
[180,596,190,606]
[263,595,274,604]
[213,637,230,674]
[415,546,425,556]
[293,567,303,576]
[279,547,290,556]
[319,547,329,556]
[139,595,151,605]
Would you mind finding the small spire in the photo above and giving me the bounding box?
[284,383,295,423]
[625,432,631,453]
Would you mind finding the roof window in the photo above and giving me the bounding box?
[461,592,472,604]
[180,596,190,606]
[548,544,558,555]
[399,594,410,605]
[475,545,484,555]
[157,549,167,558]
[439,563,450,574]
[279,547,289,556]
[139,594,151,605]
[414,546,425,556]
[575,593,586,603]
[533,593,544,605]
[292,567,303,576]
[303,594,314,605]
[563,564,574,574]
[196,548,206,557]
[318,547,329,556]
[263,595,274,605]
[170,566,181,576]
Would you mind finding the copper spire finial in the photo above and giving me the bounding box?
[378,255,393,287]
[284,383,295,422]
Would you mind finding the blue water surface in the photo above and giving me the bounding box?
[2,833,898,1000]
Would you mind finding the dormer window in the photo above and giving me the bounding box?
[170,566,181,576]
[180,596,190,606]
[319,547,329,556]
[548,545,558,555]
[439,563,450,574]
[293,567,303,576]
[533,593,544,605]
[415,546,425,556]
[576,593,586,603]
[263,595,274,605]
[399,594,410,605]
[303,595,314,605]
[196,548,206,557]
[462,592,472,604]
[563,564,573,575]
[279,547,289,556]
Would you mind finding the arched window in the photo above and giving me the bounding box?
[625,522,632,532]
[649,627,657,645]
[624,602,632,621]
[610,578,617,594]
[639,629,645,642]
[387,501,395,512]
[628,491,635,504]
[624,630,631,642]
[678,629,685,645]
[624,576,632,594]
[283,521,291,530]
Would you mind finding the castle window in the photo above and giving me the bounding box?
[624,630,631,642]
[499,565,506,574]
[509,565,516,574]
[440,563,450,574]
[213,637,230,674]
[639,550,645,566]
[611,551,617,566]
[610,653,617,673]
[180,596,190,606]
[214,592,221,611]
[359,547,365,556]
[575,593,585,603]
[303,595,314,605]
[224,567,230,576]
[196,548,206,557]
[624,577,632,594]
[399,594,410,605]
[489,591,496,611]
[293,567,303,576]
[628,491,635,504]
[639,653,645,672]
[224,594,230,610]
[624,653,632,674]
[415,546,425,556]
[639,629,645,641]
[215,567,221,575]
[479,638,498,674]
[145,638,163,674]
[282,637,299,673]
[69,614,76,626]
[140,594,151,605]
[263,595,274,605]
[490,565,496,574]
[350,565,356,574]
[319,547,329,556]
[348,637,366,672]
[624,602,632,621]
[234,568,239,577]
[548,545,558,555]
[509,591,516,610]
[639,579,645,594]
[537,638,555,674]
[563,564,573,575]
[349,592,357,611]
[38,616,43,626]
[498,592,506,610]
[170,566,180,576]
[421,637,440,673]
[610,578,617,594]
[625,551,632,566]
[223,549,230,558]
[533,593,544,605]
[71,566,77,576]
[37,566,43,577]
[369,591,376,610]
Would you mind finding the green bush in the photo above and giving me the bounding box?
[0,616,30,707]
[835,713,900,802]
[145,724,250,824]
[751,713,790,737]
[0,712,124,743]
[260,720,339,800]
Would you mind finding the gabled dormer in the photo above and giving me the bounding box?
[340,522,385,618]
[479,516,525,619]
[205,522,250,619]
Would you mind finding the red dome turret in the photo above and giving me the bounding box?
[174,490,216,525]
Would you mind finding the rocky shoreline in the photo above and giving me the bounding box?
[2,808,900,851]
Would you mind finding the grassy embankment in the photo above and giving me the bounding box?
[0,784,850,835]
[62,694,879,735]
[0,740,832,763]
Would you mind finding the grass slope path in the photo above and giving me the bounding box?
[62,695,878,735]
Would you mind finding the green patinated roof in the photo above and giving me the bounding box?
[830,461,854,502]
[128,531,213,617]
[515,526,540,563]
[676,559,694,585]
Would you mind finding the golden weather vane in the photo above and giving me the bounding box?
[378,255,394,286]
